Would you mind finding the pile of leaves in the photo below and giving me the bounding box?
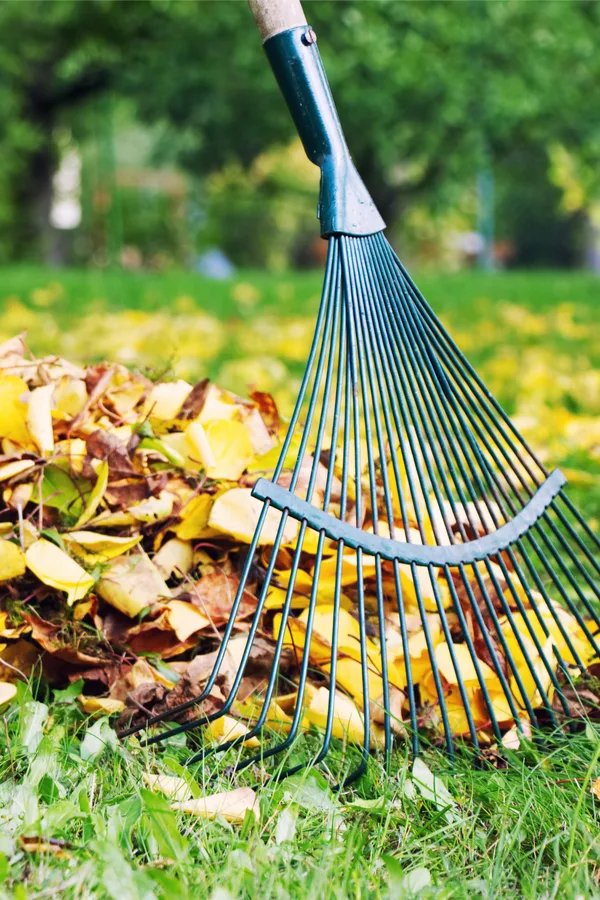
[0,333,596,759]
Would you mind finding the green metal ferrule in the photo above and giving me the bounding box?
[264,26,386,238]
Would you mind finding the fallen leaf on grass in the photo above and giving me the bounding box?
[143,772,193,803]
[0,682,17,706]
[172,786,260,823]
[18,836,71,859]
[78,695,125,715]
[591,777,600,800]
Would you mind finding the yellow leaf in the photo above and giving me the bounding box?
[129,490,174,523]
[204,714,260,748]
[435,642,499,689]
[78,696,125,715]
[143,772,193,803]
[166,600,210,641]
[172,493,217,540]
[195,384,238,424]
[0,539,26,581]
[76,460,109,527]
[147,380,193,421]
[25,538,94,605]
[591,777,600,801]
[0,459,35,482]
[53,376,87,419]
[26,384,55,456]
[172,786,260,823]
[153,538,193,579]
[305,686,383,748]
[0,376,31,446]
[96,552,170,617]
[63,530,142,563]
[187,419,253,481]
[209,487,298,545]
[0,682,17,706]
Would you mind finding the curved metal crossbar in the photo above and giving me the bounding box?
[252,470,567,566]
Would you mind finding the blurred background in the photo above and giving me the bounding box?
[0,0,599,511]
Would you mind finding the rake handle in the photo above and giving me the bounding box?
[248,0,307,42]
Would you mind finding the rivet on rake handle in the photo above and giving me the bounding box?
[118,0,600,786]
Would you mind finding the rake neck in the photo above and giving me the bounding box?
[264,25,386,238]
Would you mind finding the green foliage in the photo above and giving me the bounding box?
[1,1,600,264]
[2,686,600,898]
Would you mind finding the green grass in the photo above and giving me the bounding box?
[1,265,600,898]
[3,680,600,899]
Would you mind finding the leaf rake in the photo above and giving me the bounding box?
[119,0,600,784]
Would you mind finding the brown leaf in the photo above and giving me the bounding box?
[184,572,257,626]
[177,377,210,421]
[19,836,71,859]
[86,429,135,476]
[21,612,104,665]
[250,390,280,435]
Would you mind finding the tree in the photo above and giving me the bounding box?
[124,0,600,225]
[0,0,163,260]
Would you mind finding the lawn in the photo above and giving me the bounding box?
[1,265,600,899]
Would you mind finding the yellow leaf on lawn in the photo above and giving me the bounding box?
[78,696,125,715]
[0,682,17,706]
[172,493,218,540]
[591,777,600,801]
[96,552,170,617]
[0,539,26,581]
[147,380,193,421]
[25,539,94,605]
[172,786,260,823]
[27,384,55,456]
[0,459,35,482]
[0,376,31,446]
[153,538,193,579]
[186,419,253,481]
[63,530,142,563]
[166,600,210,641]
[204,714,260,748]
[76,460,109,527]
[209,487,298,545]
[144,772,193,803]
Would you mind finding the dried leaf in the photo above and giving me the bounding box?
[209,487,298,544]
[166,600,210,641]
[78,695,125,715]
[153,538,193,580]
[0,682,17,706]
[143,772,193,802]
[26,384,55,456]
[96,552,170,617]
[0,539,26,581]
[25,538,95,605]
[172,786,260,823]
[76,460,109,527]
[0,375,31,445]
[63,530,142,563]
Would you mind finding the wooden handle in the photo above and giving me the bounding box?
[248,0,307,42]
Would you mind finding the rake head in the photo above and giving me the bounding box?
[118,4,600,785]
